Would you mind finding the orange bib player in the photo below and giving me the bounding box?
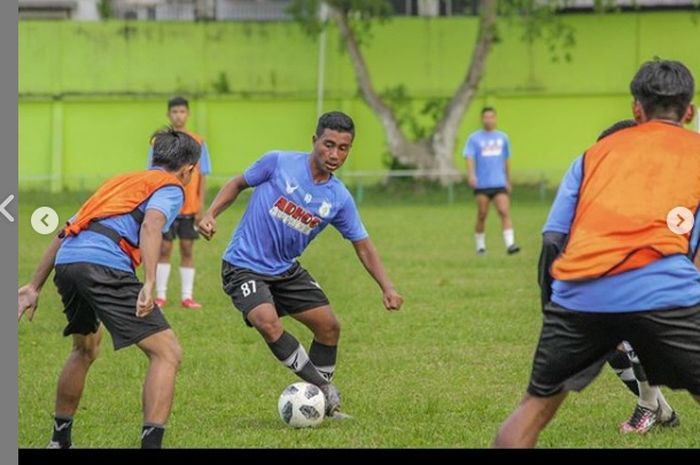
[148,96,213,309]
[18,129,201,448]
[495,59,700,448]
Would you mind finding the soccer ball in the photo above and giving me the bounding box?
[277,382,326,428]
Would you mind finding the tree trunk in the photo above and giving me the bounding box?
[334,10,415,167]
[430,0,498,184]
[333,0,498,185]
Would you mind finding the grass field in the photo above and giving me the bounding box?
[18,186,700,448]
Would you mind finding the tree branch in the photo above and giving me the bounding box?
[433,0,497,140]
[334,9,409,155]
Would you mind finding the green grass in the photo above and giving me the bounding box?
[18,189,700,448]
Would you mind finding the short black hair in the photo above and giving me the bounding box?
[597,119,638,141]
[168,96,189,110]
[630,58,694,121]
[315,111,355,138]
[150,128,201,172]
[481,106,496,115]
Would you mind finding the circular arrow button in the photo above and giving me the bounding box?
[667,207,694,235]
[31,207,59,235]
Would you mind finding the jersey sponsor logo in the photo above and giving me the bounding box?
[480,138,504,157]
[304,193,313,204]
[269,196,322,235]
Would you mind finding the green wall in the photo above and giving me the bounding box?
[18,12,700,190]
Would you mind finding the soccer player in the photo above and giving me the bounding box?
[18,129,201,449]
[198,111,404,417]
[495,59,700,448]
[463,107,520,255]
[538,118,679,434]
[148,96,212,310]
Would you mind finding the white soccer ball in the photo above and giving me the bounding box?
[277,382,326,428]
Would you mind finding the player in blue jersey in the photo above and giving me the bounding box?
[198,111,404,418]
[463,107,520,255]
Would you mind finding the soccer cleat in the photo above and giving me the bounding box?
[619,404,658,434]
[47,440,71,449]
[181,298,202,309]
[476,248,486,256]
[326,409,354,421]
[507,244,521,255]
[659,410,680,428]
[319,383,341,416]
[154,298,167,308]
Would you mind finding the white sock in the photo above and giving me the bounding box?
[637,381,659,411]
[503,229,515,248]
[180,267,195,301]
[475,233,486,251]
[656,389,674,419]
[156,263,171,300]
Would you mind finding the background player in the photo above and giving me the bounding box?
[463,107,520,255]
[18,129,200,448]
[198,111,404,418]
[148,96,212,310]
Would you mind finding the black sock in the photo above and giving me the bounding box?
[309,340,337,383]
[606,350,640,396]
[267,331,327,386]
[141,424,165,449]
[51,415,73,447]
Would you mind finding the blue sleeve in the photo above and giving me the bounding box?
[244,152,279,187]
[145,186,184,233]
[463,135,477,159]
[332,194,369,242]
[147,146,154,169]
[543,156,583,234]
[691,209,700,257]
[503,135,511,159]
[199,143,212,176]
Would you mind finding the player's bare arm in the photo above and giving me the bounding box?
[199,175,250,240]
[466,157,477,188]
[196,173,207,224]
[505,159,512,193]
[18,235,63,322]
[137,209,168,318]
[352,238,403,311]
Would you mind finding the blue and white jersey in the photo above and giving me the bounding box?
[224,151,368,275]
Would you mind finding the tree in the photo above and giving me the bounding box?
[289,0,582,184]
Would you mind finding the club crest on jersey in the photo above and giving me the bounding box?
[269,196,322,235]
[319,201,332,218]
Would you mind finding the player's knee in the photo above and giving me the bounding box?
[159,241,173,260]
[256,318,284,342]
[324,318,341,341]
[161,339,183,368]
[73,343,100,364]
[180,242,194,260]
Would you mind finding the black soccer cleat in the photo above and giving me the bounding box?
[476,248,486,256]
[659,410,680,428]
[507,245,521,255]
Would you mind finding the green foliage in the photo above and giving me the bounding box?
[379,85,448,169]
[98,0,113,20]
[288,0,393,41]
[380,85,448,141]
[212,72,231,94]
